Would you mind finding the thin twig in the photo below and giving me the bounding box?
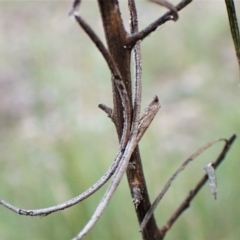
[98,103,113,119]
[69,0,82,15]
[137,96,161,142]
[140,137,230,231]
[0,148,125,216]
[72,101,162,239]
[150,0,178,21]
[159,134,237,237]
[225,0,240,69]
[74,15,121,82]
[129,0,193,46]
[74,14,131,147]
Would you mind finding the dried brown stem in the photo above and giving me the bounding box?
[127,1,162,239]
[95,1,162,239]
[128,0,193,47]
[98,103,113,120]
[158,134,237,238]
[140,137,228,231]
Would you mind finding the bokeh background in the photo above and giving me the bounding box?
[0,0,239,239]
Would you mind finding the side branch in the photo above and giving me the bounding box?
[159,134,236,237]
[150,0,178,21]
[140,134,236,231]
[128,0,193,47]
[74,14,131,146]
[98,103,113,120]
[74,15,123,83]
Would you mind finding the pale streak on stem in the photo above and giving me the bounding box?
[140,138,226,231]
[129,0,142,131]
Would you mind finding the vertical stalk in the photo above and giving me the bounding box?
[97,0,161,239]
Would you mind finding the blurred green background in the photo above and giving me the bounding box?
[0,1,239,240]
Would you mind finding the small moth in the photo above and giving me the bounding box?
[204,162,217,200]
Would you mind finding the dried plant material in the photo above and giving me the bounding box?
[158,135,236,237]
[69,0,81,16]
[204,162,217,200]
[225,0,240,71]
[140,138,225,231]
[150,0,178,21]
[0,0,237,239]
